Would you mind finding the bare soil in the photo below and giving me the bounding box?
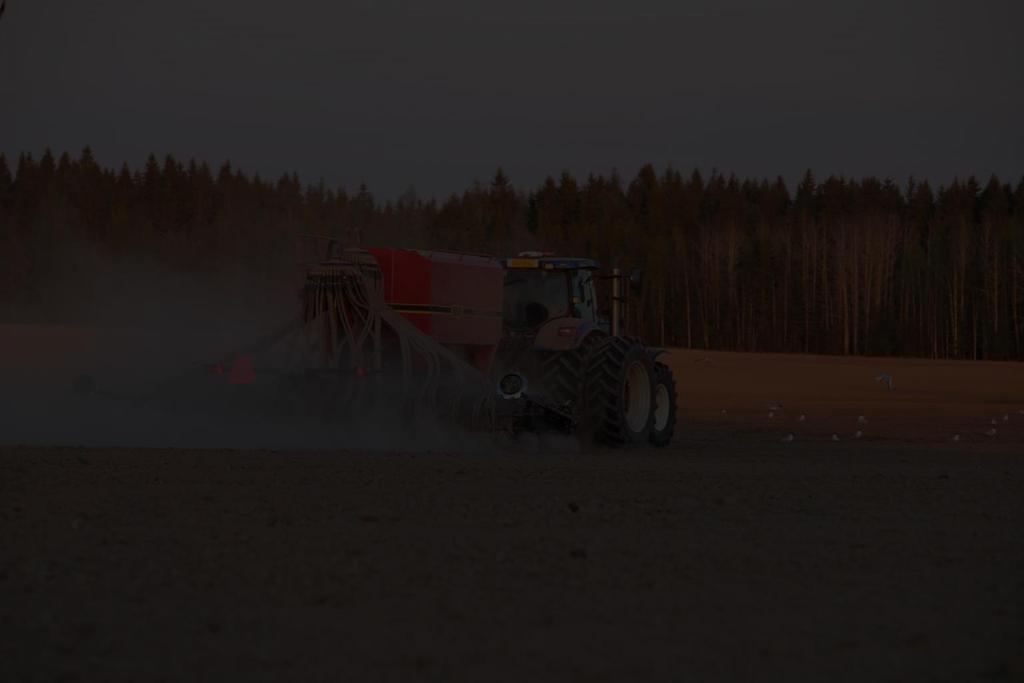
[1,334,1023,681]
[667,347,1024,446]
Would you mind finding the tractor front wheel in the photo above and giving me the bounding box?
[649,361,678,447]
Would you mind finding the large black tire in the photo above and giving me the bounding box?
[650,361,678,447]
[539,333,605,415]
[540,349,584,407]
[583,337,655,445]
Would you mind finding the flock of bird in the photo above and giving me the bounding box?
[772,407,869,444]
[723,372,1024,445]
[770,409,1022,445]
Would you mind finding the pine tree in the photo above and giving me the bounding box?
[0,153,11,208]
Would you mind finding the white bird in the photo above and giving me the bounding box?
[1002,414,1009,422]
[875,372,895,390]
[768,402,784,412]
[985,427,997,437]
[991,418,998,425]
[798,414,806,422]
[768,411,774,419]
[831,434,840,441]
[781,433,794,443]
[952,434,960,442]
[853,430,863,439]
[857,415,867,424]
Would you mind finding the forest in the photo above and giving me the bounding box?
[1,147,1022,360]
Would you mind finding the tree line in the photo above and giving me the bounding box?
[1,148,1022,360]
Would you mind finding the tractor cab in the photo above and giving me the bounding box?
[501,253,604,334]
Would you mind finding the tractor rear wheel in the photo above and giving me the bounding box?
[650,361,677,447]
[584,337,655,444]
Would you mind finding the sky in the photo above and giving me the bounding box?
[1,0,1021,199]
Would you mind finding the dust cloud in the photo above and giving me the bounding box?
[0,242,501,453]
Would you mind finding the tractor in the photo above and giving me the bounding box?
[494,253,677,446]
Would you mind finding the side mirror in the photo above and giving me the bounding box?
[629,267,643,293]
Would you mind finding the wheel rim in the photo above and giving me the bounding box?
[624,361,652,433]
[653,383,670,432]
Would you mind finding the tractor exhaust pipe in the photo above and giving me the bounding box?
[611,267,622,337]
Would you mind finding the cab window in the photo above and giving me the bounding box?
[572,270,598,323]
[503,269,570,328]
